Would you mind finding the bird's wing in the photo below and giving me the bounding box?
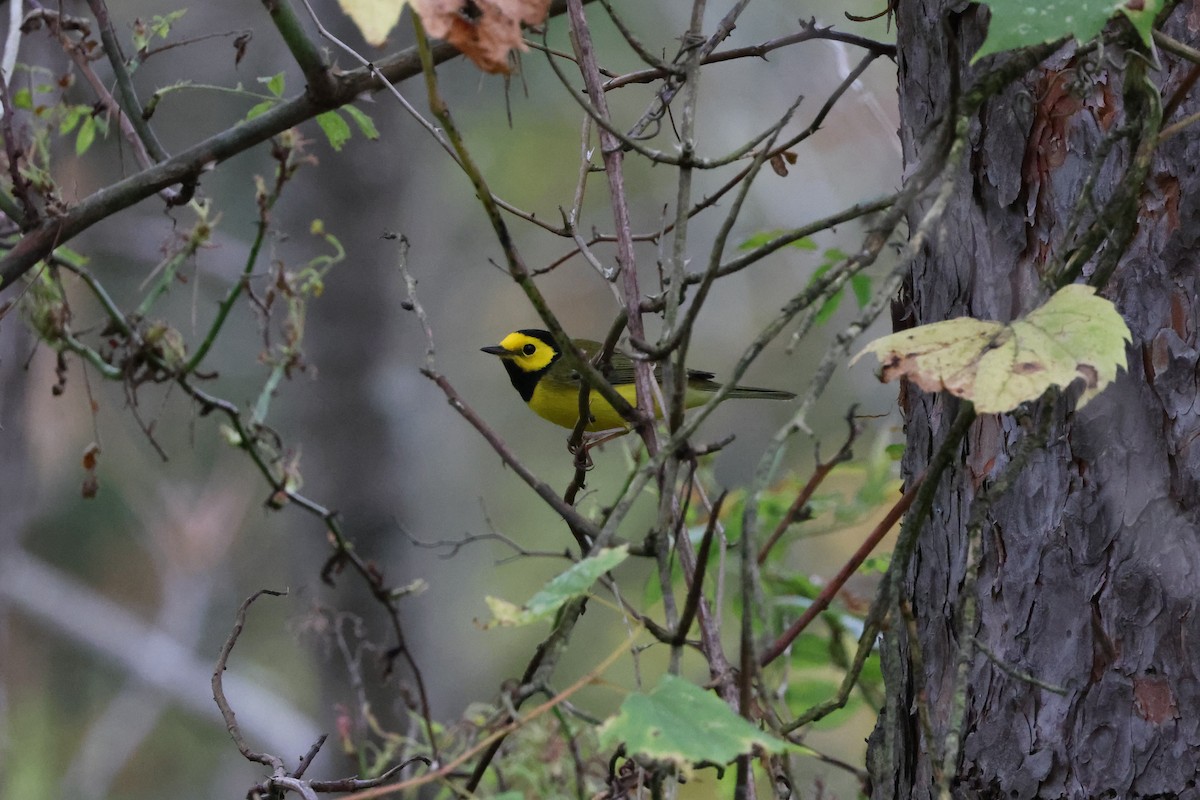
[567,340,717,387]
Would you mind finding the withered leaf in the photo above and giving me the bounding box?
[413,0,552,74]
[81,442,101,499]
[852,284,1130,413]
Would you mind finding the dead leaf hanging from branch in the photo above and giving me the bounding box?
[337,0,549,72]
[413,0,551,73]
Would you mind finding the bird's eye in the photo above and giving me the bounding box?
[522,343,537,356]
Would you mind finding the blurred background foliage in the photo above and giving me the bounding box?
[0,0,902,797]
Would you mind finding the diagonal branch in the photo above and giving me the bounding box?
[0,0,591,291]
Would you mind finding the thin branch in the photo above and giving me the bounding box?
[409,13,642,433]
[36,8,184,205]
[85,0,171,163]
[421,368,603,545]
[261,0,337,99]
[1153,29,1200,66]
[453,621,633,797]
[566,0,657,450]
[596,0,677,74]
[783,402,976,732]
[1,4,613,287]
[395,239,602,544]
[625,0,751,141]
[184,140,294,374]
[641,95,802,362]
[212,588,289,773]
[0,0,23,95]
[564,310,630,514]
[673,491,724,645]
[603,19,894,92]
[758,471,923,667]
[756,407,860,565]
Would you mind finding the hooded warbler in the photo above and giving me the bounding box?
[482,329,795,432]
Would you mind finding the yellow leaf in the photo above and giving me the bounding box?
[338,0,408,47]
[481,596,523,628]
[852,285,1130,414]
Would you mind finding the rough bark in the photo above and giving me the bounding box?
[869,2,1200,798]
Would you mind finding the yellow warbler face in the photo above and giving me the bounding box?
[486,331,559,373]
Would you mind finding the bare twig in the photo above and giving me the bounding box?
[85,0,172,163]
[757,407,861,565]
[566,0,657,451]
[603,19,894,92]
[673,491,724,645]
[783,404,976,733]
[759,470,923,667]
[212,588,289,773]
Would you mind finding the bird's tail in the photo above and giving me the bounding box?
[686,374,795,401]
[725,385,796,401]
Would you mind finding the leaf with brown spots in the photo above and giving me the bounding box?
[852,284,1131,413]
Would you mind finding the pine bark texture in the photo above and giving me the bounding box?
[869,2,1200,798]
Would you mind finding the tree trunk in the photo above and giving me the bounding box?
[869,2,1200,798]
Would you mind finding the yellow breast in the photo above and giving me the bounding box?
[525,381,719,432]
[527,381,642,432]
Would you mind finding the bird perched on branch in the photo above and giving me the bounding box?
[482,329,795,433]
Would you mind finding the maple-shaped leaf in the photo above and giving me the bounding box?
[413,0,551,74]
[852,284,1130,414]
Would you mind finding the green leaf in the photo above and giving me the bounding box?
[1121,0,1164,46]
[852,284,1130,414]
[245,100,276,121]
[788,633,834,669]
[598,674,786,770]
[814,290,843,325]
[261,72,286,98]
[50,246,88,268]
[150,10,187,39]
[642,553,685,609]
[858,553,891,575]
[12,88,32,110]
[481,545,629,628]
[808,261,843,324]
[738,230,817,251]
[75,115,96,155]
[860,651,884,687]
[342,104,380,140]
[60,106,86,135]
[973,0,1141,62]
[316,110,352,152]
[850,274,872,308]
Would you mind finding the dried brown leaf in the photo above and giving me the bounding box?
[413,0,551,74]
